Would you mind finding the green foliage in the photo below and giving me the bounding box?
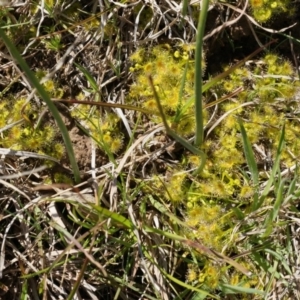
[128,44,207,137]
[182,52,299,205]
[1,0,300,297]
[249,0,292,22]
[183,51,299,292]
[129,47,300,205]
[70,102,124,153]
[219,52,299,165]
[129,44,300,294]
[43,35,63,51]
[0,97,63,160]
[185,203,231,252]
[35,69,64,98]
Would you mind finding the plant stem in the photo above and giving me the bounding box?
[194,0,210,147]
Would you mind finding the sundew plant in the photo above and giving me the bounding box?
[0,0,299,299]
[128,44,207,137]
[128,42,300,293]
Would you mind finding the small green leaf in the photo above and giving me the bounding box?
[239,119,259,185]
[91,205,134,229]
[74,63,99,93]
[260,124,285,205]
[220,283,265,295]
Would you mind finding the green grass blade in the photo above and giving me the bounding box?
[194,0,209,147]
[181,0,188,16]
[263,178,284,238]
[148,195,191,228]
[74,62,99,93]
[284,172,297,204]
[91,204,134,229]
[238,119,261,210]
[220,284,265,295]
[239,119,259,192]
[20,279,28,300]
[263,260,278,298]
[265,248,292,275]
[148,76,206,173]
[259,124,285,205]
[0,28,81,183]
[161,269,218,299]
[239,120,259,184]
[270,179,284,222]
